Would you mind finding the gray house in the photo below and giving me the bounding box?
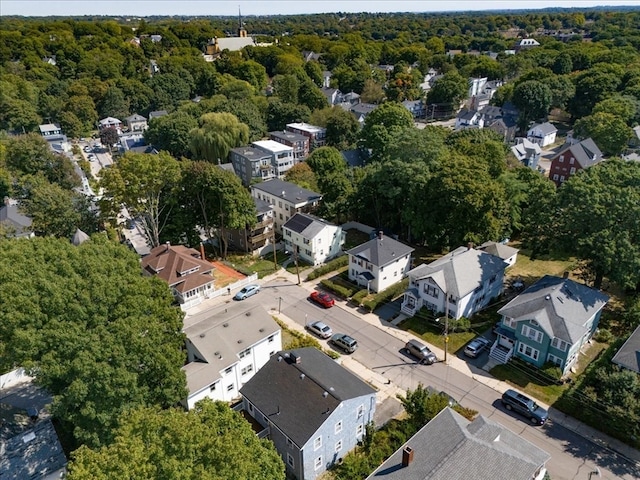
[367,407,550,480]
[0,201,34,238]
[612,325,640,374]
[240,347,376,480]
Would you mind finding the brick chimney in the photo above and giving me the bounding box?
[402,446,414,467]
[200,242,206,260]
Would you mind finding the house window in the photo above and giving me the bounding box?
[522,325,543,343]
[351,257,356,263]
[248,403,253,412]
[335,421,343,434]
[279,213,283,220]
[506,318,517,329]
[286,438,293,449]
[224,367,233,375]
[226,384,234,392]
[559,155,564,162]
[569,157,574,164]
[268,335,275,343]
[241,364,253,376]
[424,284,439,298]
[278,201,282,208]
[551,337,568,352]
[239,348,251,359]
[285,230,291,237]
[570,167,576,174]
[560,175,565,182]
[357,404,364,418]
[209,382,218,391]
[553,174,559,181]
[287,453,294,468]
[547,353,563,368]
[335,440,343,452]
[314,436,322,450]
[356,424,364,437]
[517,342,540,361]
[314,456,322,470]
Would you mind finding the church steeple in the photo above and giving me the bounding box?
[238,6,247,38]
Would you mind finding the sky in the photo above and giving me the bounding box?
[1,0,639,17]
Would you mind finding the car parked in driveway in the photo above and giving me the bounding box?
[463,337,491,358]
[305,321,333,339]
[404,339,437,364]
[329,333,358,354]
[309,291,335,308]
[501,389,548,425]
[234,284,260,300]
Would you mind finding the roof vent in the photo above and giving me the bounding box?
[282,190,286,197]
[246,312,251,316]
[323,391,328,397]
[278,356,283,362]
[259,328,265,332]
[545,295,551,300]
[22,432,36,444]
[214,351,220,357]
[199,333,205,338]
[223,323,229,327]
[237,339,243,344]
[300,373,305,380]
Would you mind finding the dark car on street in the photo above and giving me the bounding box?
[501,389,549,425]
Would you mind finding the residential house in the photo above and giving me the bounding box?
[149,60,160,75]
[182,303,281,409]
[486,115,518,143]
[321,87,342,107]
[141,242,215,310]
[515,38,541,52]
[286,122,327,149]
[341,149,366,168]
[349,103,378,126]
[342,91,361,105]
[347,232,414,294]
[511,138,542,170]
[611,325,640,374]
[150,34,162,43]
[477,241,519,268]
[0,199,34,238]
[403,99,425,119]
[252,140,296,178]
[401,246,507,319]
[229,145,274,186]
[251,179,322,234]
[240,347,376,480]
[301,51,322,62]
[98,116,122,134]
[148,110,168,121]
[282,213,345,266]
[38,123,63,139]
[468,78,502,110]
[125,113,148,132]
[366,407,550,480]
[493,275,609,375]
[549,137,603,187]
[322,71,332,88]
[269,130,310,161]
[455,109,484,130]
[226,196,275,256]
[527,122,557,147]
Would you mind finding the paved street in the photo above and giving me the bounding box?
[193,273,640,480]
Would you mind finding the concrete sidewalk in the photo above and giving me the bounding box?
[262,269,640,466]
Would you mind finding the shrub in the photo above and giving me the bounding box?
[362,279,409,312]
[541,361,563,381]
[449,316,471,332]
[351,289,369,305]
[320,278,359,299]
[306,255,348,280]
[593,328,613,343]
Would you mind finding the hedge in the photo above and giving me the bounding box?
[362,279,409,312]
[351,289,369,305]
[320,278,358,299]
[306,255,348,280]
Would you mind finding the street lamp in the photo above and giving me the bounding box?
[588,468,601,479]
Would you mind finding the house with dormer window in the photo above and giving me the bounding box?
[141,242,215,310]
[282,213,345,266]
[492,275,609,376]
[401,245,507,319]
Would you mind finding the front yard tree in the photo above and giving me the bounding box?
[189,112,249,164]
[358,102,414,161]
[425,71,468,108]
[573,112,633,156]
[67,401,285,480]
[0,236,187,448]
[556,159,640,289]
[99,126,119,151]
[144,111,198,159]
[398,384,452,430]
[99,151,181,248]
[511,80,553,127]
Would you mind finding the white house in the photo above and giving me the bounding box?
[401,246,508,319]
[283,213,345,266]
[182,303,281,409]
[251,179,322,234]
[98,116,123,134]
[477,241,519,268]
[455,109,484,130]
[347,232,414,293]
[527,122,557,147]
[252,140,296,179]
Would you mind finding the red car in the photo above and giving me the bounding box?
[309,291,335,308]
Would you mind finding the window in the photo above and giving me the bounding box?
[241,364,253,376]
[357,404,364,418]
[570,167,576,174]
[268,335,275,343]
[314,456,322,470]
[287,453,294,468]
[553,174,559,181]
[424,284,439,298]
[314,436,322,450]
[335,421,343,434]
[209,382,218,391]
[278,201,282,208]
[279,213,283,220]
[522,325,543,343]
[335,440,343,452]
[560,175,565,182]
[285,230,291,237]
[226,384,234,392]
[239,348,251,359]
[569,157,574,164]
[547,353,563,368]
[559,155,564,162]
[356,424,364,437]
[224,367,233,375]
[506,317,517,329]
[286,438,293,448]
[517,342,540,361]
[551,337,568,352]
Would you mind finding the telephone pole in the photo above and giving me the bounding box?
[444,290,449,363]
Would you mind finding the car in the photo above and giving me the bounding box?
[309,291,335,308]
[463,337,491,358]
[404,339,437,364]
[305,321,333,339]
[233,284,260,300]
[501,389,549,425]
[329,333,358,354]
[83,146,91,153]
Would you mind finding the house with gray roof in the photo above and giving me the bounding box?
[527,122,557,147]
[125,113,148,132]
[493,275,609,375]
[240,347,376,480]
[511,138,542,170]
[269,130,310,161]
[148,110,168,120]
[251,179,322,234]
[401,245,507,319]
[612,325,640,374]
[549,137,603,187]
[366,407,550,480]
[455,108,484,130]
[0,201,34,238]
[347,231,414,293]
[283,213,345,266]
[478,241,519,268]
[349,103,378,126]
[182,303,281,409]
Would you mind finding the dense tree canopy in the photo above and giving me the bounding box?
[189,112,250,164]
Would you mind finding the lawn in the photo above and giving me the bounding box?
[226,251,288,279]
[399,315,477,354]
[506,243,578,286]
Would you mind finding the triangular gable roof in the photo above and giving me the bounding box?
[141,243,213,290]
[498,275,609,343]
[478,241,518,261]
[612,325,640,374]
[409,247,507,298]
[71,229,90,246]
[347,234,414,269]
[553,138,603,169]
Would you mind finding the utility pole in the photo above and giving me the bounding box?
[444,289,449,363]
[294,246,301,285]
[271,218,278,272]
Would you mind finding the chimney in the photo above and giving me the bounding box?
[290,352,301,364]
[378,231,383,240]
[165,241,170,251]
[467,242,474,250]
[200,242,205,260]
[563,271,570,279]
[402,446,414,467]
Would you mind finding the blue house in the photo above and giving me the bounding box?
[492,275,609,376]
[240,348,376,480]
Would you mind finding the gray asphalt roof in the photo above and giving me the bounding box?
[283,213,336,240]
[367,407,549,480]
[347,234,414,268]
[611,325,640,374]
[498,275,609,344]
[251,179,321,205]
[408,246,507,298]
[269,130,308,143]
[182,304,280,394]
[553,138,603,168]
[478,241,519,261]
[253,196,272,214]
[529,122,557,136]
[230,145,271,160]
[240,347,375,447]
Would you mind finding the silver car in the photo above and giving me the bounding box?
[464,337,491,358]
[305,321,333,339]
[233,284,260,300]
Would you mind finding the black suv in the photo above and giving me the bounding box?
[501,389,549,425]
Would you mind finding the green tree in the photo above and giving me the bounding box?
[574,112,633,156]
[569,70,621,119]
[189,112,249,164]
[272,74,300,104]
[99,126,119,150]
[592,95,640,126]
[284,162,318,192]
[426,71,468,107]
[398,383,451,430]
[325,108,360,150]
[512,80,553,126]
[144,111,198,158]
[67,401,285,480]
[358,102,414,161]
[0,235,187,448]
[98,86,129,120]
[58,111,86,139]
[266,99,311,132]
[99,152,182,248]
[553,52,573,75]
[555,159,640,289]
[360,78,386,104]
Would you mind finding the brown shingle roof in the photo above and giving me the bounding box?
[141,243,214,291]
